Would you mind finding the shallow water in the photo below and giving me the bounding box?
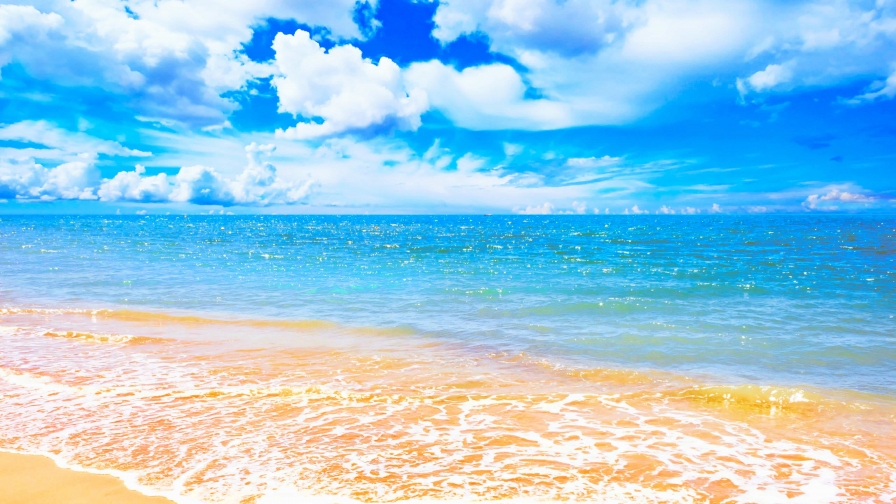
[0,215,894,502]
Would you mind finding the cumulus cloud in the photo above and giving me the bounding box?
[0,121,149,201]
[734,0,896,99]
[0,156,99,201]
[0,1,372,125]
[516,202,555,214]
[2,0,895,135]
[97,164,172,203]
[272,30,428,139]
[427,0,896,128]
[737,62,794,95]
[101,143,314,206]
[421,0,764,128]
[803,188,875,210]
[119,126,704,213]
[0,5,63,72]
[624,205,649,215]
[3,142,314,206]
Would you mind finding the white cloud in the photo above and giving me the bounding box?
[0,5,63,72]
[97,165,173,203]
[516,202,555,214]
[624,204,649,214]
[272,30,428,139]
[228,142,316,205]
[110,127,694,213]
[619,0,755,65]
[421,139,454,170]
[503,142,524,158]
[737,62,794,95]
[571,201,587,214]
[0,155,100,201]
[425,0,764,128]
[2,0,895,135]
[404,61,572,130]
[682,206,700,214]
[429,0,896,128]
[566,156,622,168]
[848,69,896,103]
[657,205,675,214]
[0,1,371,125]
[710,203,722,213]
[734,0,896,99]
[434,0,628,57]
[455,153,486,173]
[98,142,315,206]
[803,188,875,210]
[2,141,314,206]
[0,121,151,157]
[0,121,150,203]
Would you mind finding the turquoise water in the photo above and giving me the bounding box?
[1,214,893,396]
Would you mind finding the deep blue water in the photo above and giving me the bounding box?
[1,214,894,395]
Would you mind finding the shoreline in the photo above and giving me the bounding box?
[0,451,175,504]
[2,306,895,501]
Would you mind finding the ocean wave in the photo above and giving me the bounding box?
[0,306,417,340]
[1,319,895,503]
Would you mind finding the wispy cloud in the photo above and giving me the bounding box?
[0,121,150,157]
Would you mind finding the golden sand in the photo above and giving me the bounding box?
[0,451,174,504]
[2,310,895,502]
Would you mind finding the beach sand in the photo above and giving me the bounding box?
[0,451,174,504]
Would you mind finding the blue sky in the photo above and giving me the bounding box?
[0,0,894,214]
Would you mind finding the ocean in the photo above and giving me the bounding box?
[1,215,894,503]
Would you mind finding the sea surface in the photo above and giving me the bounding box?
[0,215,894,503]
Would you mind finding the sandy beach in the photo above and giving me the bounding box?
[0,451,174,504]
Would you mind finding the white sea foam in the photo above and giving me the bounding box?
[0,323,894,503]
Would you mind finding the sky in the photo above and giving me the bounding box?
[0,0,894,215]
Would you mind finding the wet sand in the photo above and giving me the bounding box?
[0,451,174,504]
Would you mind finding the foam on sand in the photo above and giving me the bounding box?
[0,450,175,504]
[1,311,895,503]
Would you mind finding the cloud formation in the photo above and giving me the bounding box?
[433,0,629,57]
[848,70,896,103]
[0,121,151,158]
[737,62,794,95]
[404,61,571,130]
[1,142,314,206]
[426,0,896,128]
[272,30,428,139]
[0,156,99,201]
[2,0,894,133]
[516,202,556,214]
[98,143,315,206]
[0,1,371,125]
[735,0,896,99]
[803,188,875,210]
[0,5,63,72]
